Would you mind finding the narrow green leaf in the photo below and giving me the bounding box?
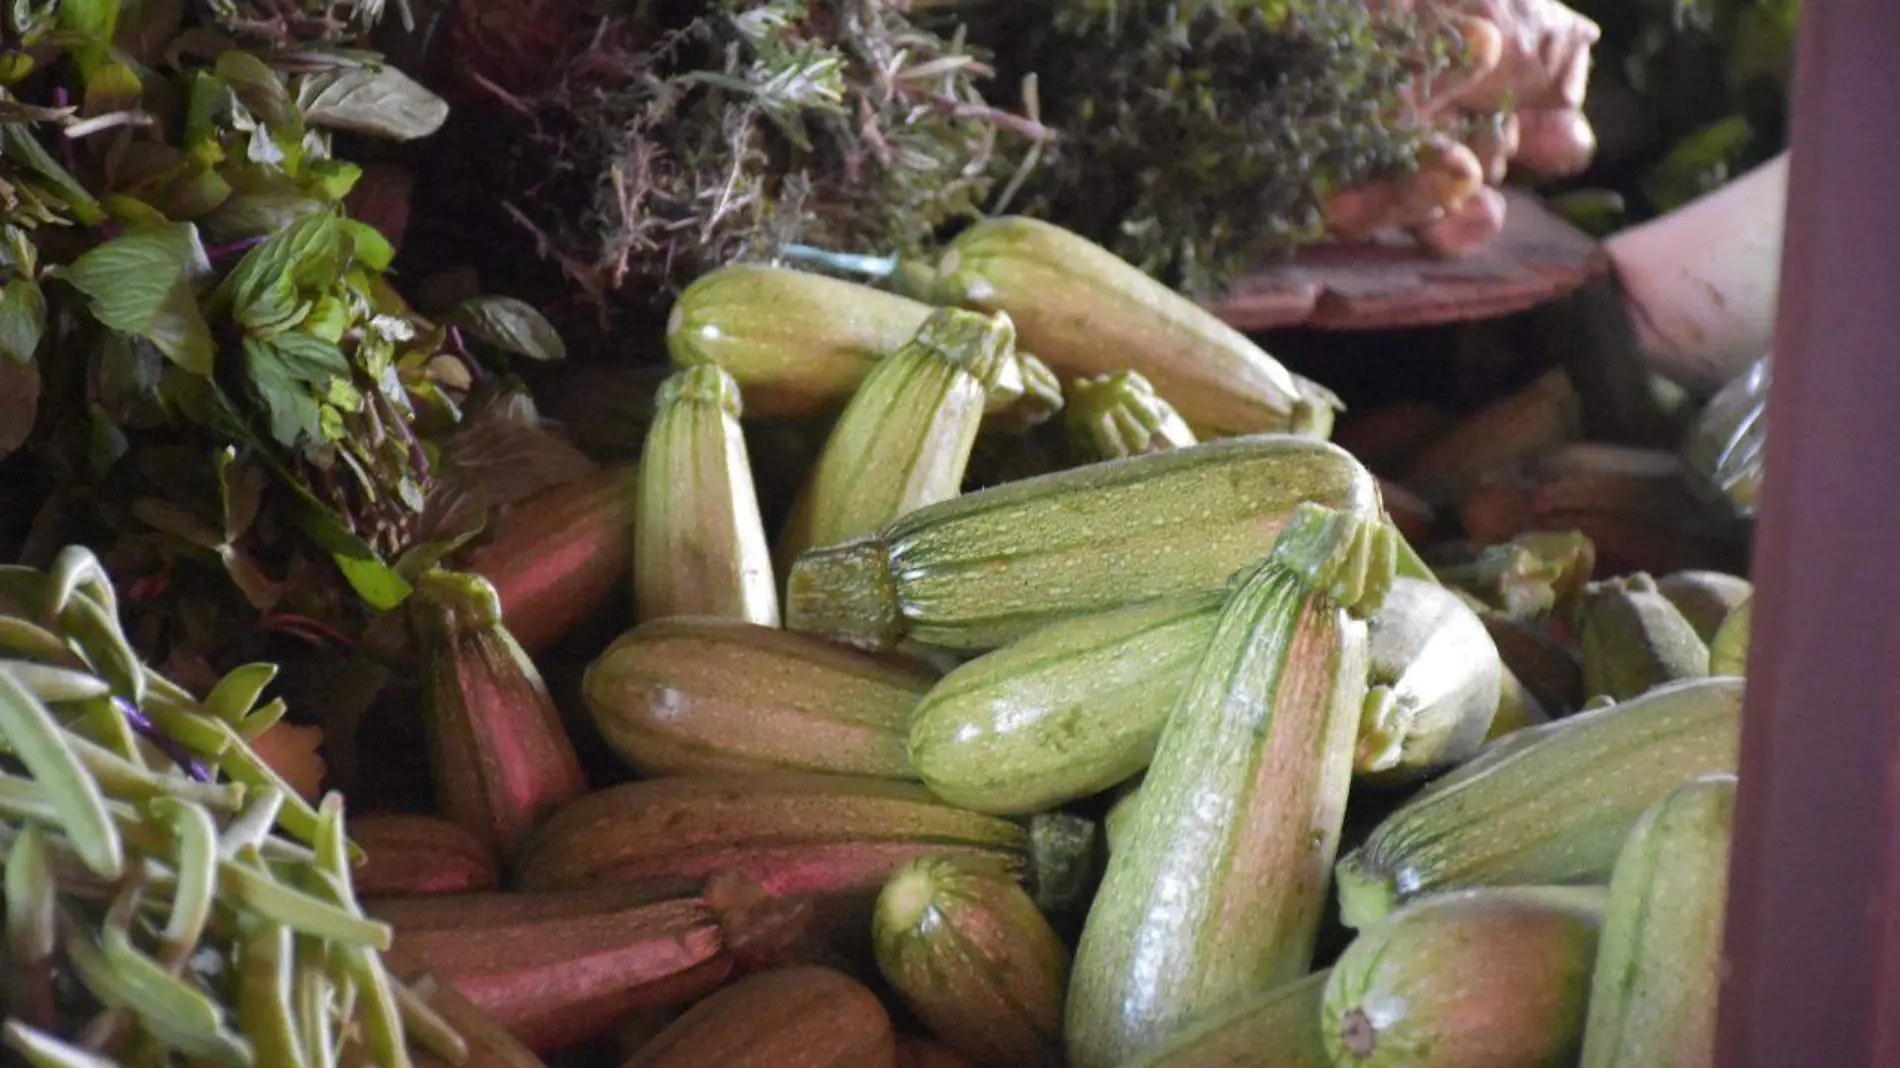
[0,278,45,364]
[447,296,565,361]
[203,663,278,724]
[333,555,413,611]
[93,925,252,1064]
[340,218,393,271]
[5,825,54,965]
[4,1022,121,1068]
[0,674,122,878]
[147,797,217,961]
[0,126,96,223]
[219,857,392,948]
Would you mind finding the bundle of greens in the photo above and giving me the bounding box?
[978,0,1448,295]
[453,0,1043,307]
[0,546,460,1066]
[0,0,571,671]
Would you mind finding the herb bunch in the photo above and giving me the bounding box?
[458,0,1044,306]
[982,0,1447,296]
[0,0,568,669]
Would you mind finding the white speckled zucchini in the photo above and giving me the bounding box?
[908,591,1222,814]
[778,307,1021,567]
[1066,504,1395,1068]
[583,617,935,780]
[1334,676,1745,929]
[930,216,1339,438]
[1323,886,1606,1068]
[1357,577,1504,783]
[1121,970,1331,1068]
[1580,774,1736,1068]
[788,435,1379,654]
[873,855,1069,1068]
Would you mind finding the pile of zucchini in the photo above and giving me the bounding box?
[19,214,1752,1068]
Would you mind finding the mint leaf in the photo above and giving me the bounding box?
[0,277,45,363]
[59,223,215,373]
[216,212,345,331]
[214,50,298,128]
[243,336,324,447]
[271,330,350,381]
[448,296,565,361]
[295,66,447,141]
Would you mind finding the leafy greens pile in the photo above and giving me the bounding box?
[0,0,569,670]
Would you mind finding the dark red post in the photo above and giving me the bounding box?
[1715,2,1900,1064]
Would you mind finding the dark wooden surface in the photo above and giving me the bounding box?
[1202,190,1609,332]
[1714,0,1900,1063]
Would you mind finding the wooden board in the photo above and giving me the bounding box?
[1202,189,1610,331]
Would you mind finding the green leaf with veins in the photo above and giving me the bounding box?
[242,332,351,448]
[214,212,346,331]
[294,66,448,141]
[58,223,215,373]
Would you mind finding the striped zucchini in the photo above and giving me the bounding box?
[515,774,1030,900]
[666,264,1057,420]
[1323,887,1606,1068]
[930,216,1339,438]
[622,966,896,1068]
[1120,970,1331,1068]
[1066,504,1394,1068]
[633,365,780,626]
[1334,676,1745,929]
[873,855,1069,1068]
[908,591,1222,814]
[778,307,1020,566]
[788,435,1379,653]
[583,618,934,780]
[1580,774,1736,1068]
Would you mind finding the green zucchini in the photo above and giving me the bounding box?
[778,307,1021,567]
[1654,571,1754,643]
[1357,577,1503,783]
[1708,596,1751,676]
[1577,574,1711,701]
[908,591,1222,814]
[1580,774,1736,1068]
[1334,676,1745,929]
[1066,504,1394,1068]
[666,264,1057,420]
[1120,970,1331,1068]
[1323,886,1606,1068]
[930,216,1339,438]
[873,855,1069,1068]
[582,617,935,780]
[788,435,1379,653]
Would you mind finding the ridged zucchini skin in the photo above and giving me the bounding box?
[1065,506,1391,1068]
[583,618,933,780]
[1334,676,1745,929]
[1322,887,1606,1068]
[908,592,1222,814]
[930,216,1338,438]
[787,435,1378,654]
[1120,970,1331,1068]
[515,774,1031,899]
[622,966,898,1068]
[666,264,935,418]
[873,856,1069,1068]
[778,307,1019,567]
[1580,774,1736,1068]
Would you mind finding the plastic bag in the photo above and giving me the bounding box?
[1682,353,1770,518]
